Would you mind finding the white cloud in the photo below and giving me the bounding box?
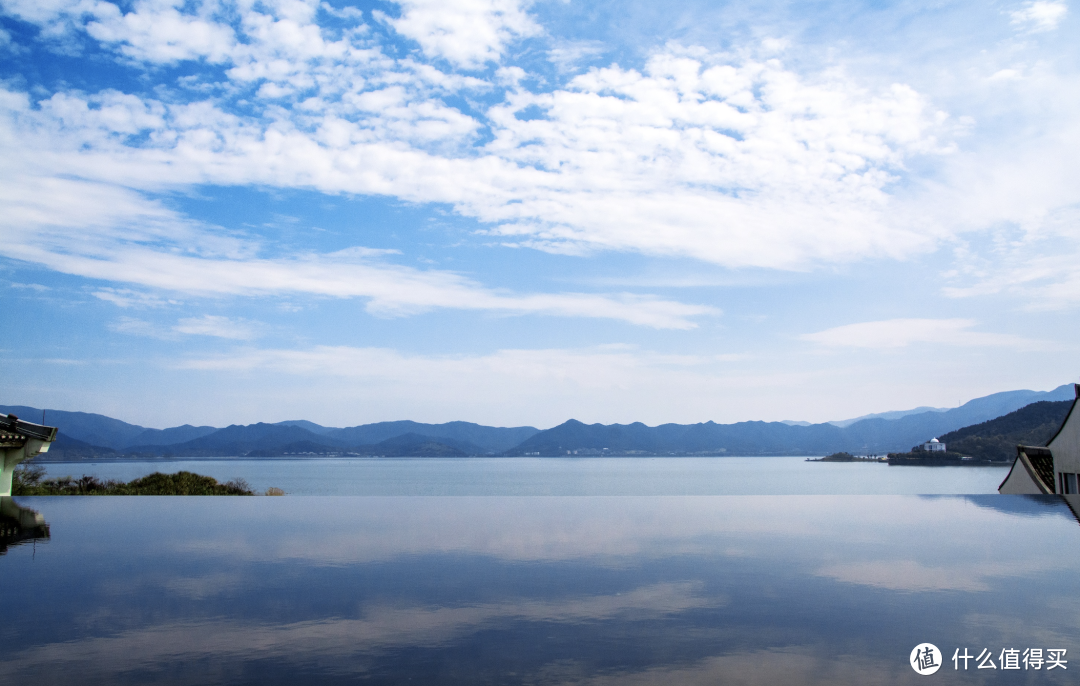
[0,49,951,271]
[546,40,605,73]
[93,288,180,308]
[5,0,1077,303]
[799,318,1047,349]
[815,558,1057,592]
[1011,1,1068,32]
[379,0,541,69]
[0,4,964,273]
[179,343,711,378]
[174,315,259,340]
[0,174,712,329]
[109,315,172,338]
[85,0,237,63]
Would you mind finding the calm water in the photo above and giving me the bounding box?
[1,494,1077,684]
[35,456,1011,495]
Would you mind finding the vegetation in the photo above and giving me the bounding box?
[882,400,1072,464]
[820,452,855,461]
[13,463,254,495]
[886,450,976,462]
[815,452,883,462]
[935,400,1072,461]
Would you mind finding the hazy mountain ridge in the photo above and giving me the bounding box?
[827,387,1073,429]
[322,421,538,452]
[0,406,148,450]
[828,405,947,428]
[932,400,1073,462]
[505,385,1077,456]
[3,383,1074,458]
[0,406,539,457]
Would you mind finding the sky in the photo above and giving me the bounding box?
[1,0,1078,430]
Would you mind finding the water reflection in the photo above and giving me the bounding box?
[1,496,1077,685]
[0,496,49,555]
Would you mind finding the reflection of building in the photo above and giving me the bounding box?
[1,413,58,497]
[1000,384,1080,495]
[922,438,946,452]
[0,496,49,555]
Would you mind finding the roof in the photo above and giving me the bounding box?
[0,414,58,443]
[1044,383,1080,447]
[1024,446,1056,491]
[1000,445,1056,494]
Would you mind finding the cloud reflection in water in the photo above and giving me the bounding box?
[0,495,1076,685]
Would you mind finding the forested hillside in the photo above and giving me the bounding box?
[936,400,1073,461]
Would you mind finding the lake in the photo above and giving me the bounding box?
[4,459,1073,684]
[1,494,1077,684]
[33,456,1011,495]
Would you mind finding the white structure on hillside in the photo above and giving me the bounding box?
[1,414,58,496]
[1000,384,1080,495]
[922,438,946,452]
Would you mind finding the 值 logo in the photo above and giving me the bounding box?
[911,644,942,675]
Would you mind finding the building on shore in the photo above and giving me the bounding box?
[921,438,946,452]
[1000,384,1080,495]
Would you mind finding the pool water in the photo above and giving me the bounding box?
[1,494,1076,684]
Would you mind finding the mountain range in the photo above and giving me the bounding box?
[2,383,1074,459]
[933,400,1074,462]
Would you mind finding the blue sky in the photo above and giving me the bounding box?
[1,0,1078,429]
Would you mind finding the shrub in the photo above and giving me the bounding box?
[12,470,255,496]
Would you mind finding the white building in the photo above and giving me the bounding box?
[922,438,946,452]
[1000,384,1080,495]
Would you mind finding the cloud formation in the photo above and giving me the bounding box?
[0,0,956,274]
[0,162,712,329]
[174,315,259,340]
[378,0,541,69]
[1011,1,1068,32]
[800,318,1047,350]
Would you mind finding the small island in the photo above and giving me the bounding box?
[884,450,1006,465]
[807,452,886,462]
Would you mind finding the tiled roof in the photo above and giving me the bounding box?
[1019,446,1056,493]
[0,415,58,442]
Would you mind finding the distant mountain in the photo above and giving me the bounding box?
[6,383,1074,459]
[1,405,538,456]
[0,405,216,450]
[127,424,218,446]
[506,384,1078,456]
[0,405,147,450]
[122,424,480,458]
[38,433,118,460]
[275,420,338,436]
[829,385,1073,429]
[934,400,1073,462]
[367,433,470,457]
[509,419,852,456]
[126,423,347,457]
[829,406,947,428]
[321,420,538,453]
